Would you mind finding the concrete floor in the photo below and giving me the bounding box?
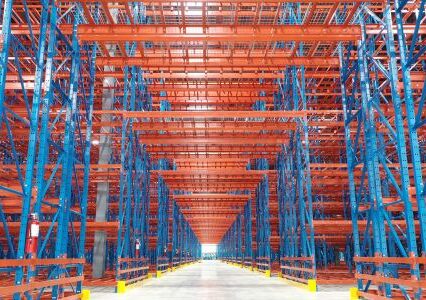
[90,260,351,300]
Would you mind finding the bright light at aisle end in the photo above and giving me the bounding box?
[202,244,217,254]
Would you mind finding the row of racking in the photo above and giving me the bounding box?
[0,1,201,298]
[217,1,426,299]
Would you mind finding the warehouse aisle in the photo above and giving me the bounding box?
[90,260,349,300]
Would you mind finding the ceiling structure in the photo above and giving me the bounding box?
[72,0,368,244]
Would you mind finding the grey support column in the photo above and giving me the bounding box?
[91,2,118,277]
[92,70,114,278]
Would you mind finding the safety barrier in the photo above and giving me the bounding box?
[354,256,426,299]
[116,257,149,293]
[156,256,170,278]
[0,258,87,299]
[243,258,253,270]
[171,257,180,270]
[256,257,271,277]
[280,257,316,292]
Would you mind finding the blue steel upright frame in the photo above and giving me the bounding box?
[251,93,272,274]
[0,0,18,261]
[394,0,426,251]
[171,200,180,268]
[275,1,316,286]
[180,214,201,264]
[254,160,271,274]
[274,1,317,286]
[114,2,152,285]
[0,0,13,123]
[156,158,171,274]
[116,65,152,284]
[218,214,243,264]
[243,199,253,268]
[339,1,425,298]
[0,1,95,298]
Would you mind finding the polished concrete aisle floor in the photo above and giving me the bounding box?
[90,260,349,300]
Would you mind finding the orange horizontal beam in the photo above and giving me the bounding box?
[78,25,361,42]
[146,145,280,151]
[174,158,249,163]
[133,72,337,79]
[6,70,342,81]
[0,164,120,170]
[179,203,245,207]
[152,96,272,102]
[158,180,263,184]
[95,57,340,67]
[117,110,342,118]
[189,226,233,228]
[190,229,233,231]
[312,220,422,235]
[156,170,273,176]
[141,137,288,145]
[152,156,276,161]
[177,164,249,169]
[139,135,345,144]
[174,193,250,199]
[132,121,342,132]
[184,216,236,219]
[189,224,233,227]
[181,209,241,213]
[38,71,333,79]
[168,186,258,190]
[0,258,85,268]
[9,71,424,81]
[177,201,247,205]
[175,189,256,193]
[0,222,119,234]
[73,0,381,3]
[148,86,278,92]
[143,70,425,81]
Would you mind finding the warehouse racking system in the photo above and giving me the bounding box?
[0,0,425,299]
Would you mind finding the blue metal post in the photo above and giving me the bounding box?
[394,0,426,252]
[244,200,253,266]
[338,4,424,297]
[0,0,13,123]
[156,158,171,271]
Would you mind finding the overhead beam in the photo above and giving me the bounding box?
[73,0,382,3]
[174,193,250,199]
[95,57,340,67]
[112,110,343,118]
[77,25,361,42]
[155,170,274,176]
[140,137,289,145]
